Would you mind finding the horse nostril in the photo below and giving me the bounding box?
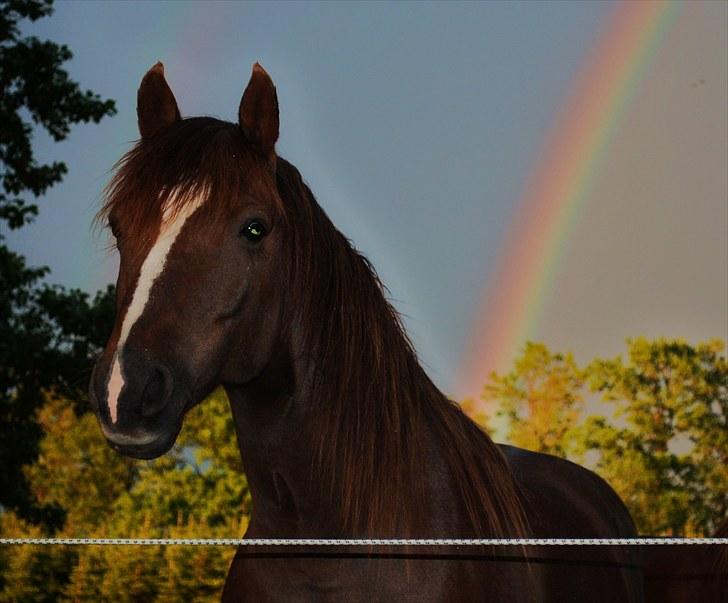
[140,366,173,417]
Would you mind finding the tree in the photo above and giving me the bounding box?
[0,512,76,603]
[0,0,117,524]
[0,248,116,524]
[576,338,727,536]
[482,342,585,457]
[0,389,248,601]
[481,338,727,536]
[0,0,115,229]
[23,393,136,534]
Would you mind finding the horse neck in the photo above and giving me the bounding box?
[223,344,344,537]
[223,269,527,538]
[223,313,433,538]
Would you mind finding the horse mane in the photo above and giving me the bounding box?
[276,158,529,538]
[98,116,528,539]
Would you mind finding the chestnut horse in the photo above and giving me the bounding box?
[89,63,643,602]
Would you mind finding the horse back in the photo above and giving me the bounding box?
[500,444,644,602]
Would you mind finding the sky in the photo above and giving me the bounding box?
[6,1,727,401]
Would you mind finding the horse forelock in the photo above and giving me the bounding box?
[97,117,284,249]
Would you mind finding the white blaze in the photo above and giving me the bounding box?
[107,189,207,423]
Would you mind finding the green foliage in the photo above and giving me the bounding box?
[0,514,77,603]
[0,0,116,524]
[576,338,727,536]
[0,389,247,601]
[0,0,116,229]
[24,393,136,534]
[483,342,584,456]
[0,246,115,523]
[477,337,728,536]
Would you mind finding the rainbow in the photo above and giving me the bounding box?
[457,0,680,399]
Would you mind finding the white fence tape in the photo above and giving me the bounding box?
[1,537,726,546]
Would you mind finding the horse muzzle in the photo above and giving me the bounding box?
[89,347,189,459]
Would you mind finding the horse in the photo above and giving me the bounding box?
[89,62,644,602]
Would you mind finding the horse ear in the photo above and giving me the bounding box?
[137,62,181,138]
[238,63,279,159]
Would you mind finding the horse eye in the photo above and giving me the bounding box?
[241,220,268,242]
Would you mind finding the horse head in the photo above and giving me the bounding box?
[90,63,285,459]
